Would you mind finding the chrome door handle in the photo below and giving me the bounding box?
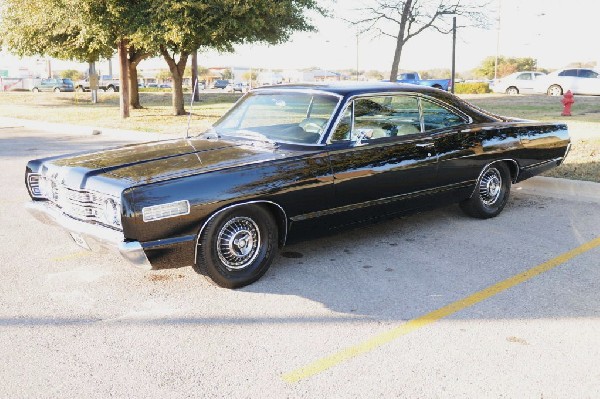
[415,143,434,148]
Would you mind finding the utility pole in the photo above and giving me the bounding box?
[451,16,456,94]
[192,51,200,102]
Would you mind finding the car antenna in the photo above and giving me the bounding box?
[186,78,199,139]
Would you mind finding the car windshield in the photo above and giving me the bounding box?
[209,91,340,144]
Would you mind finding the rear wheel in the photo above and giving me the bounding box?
[53,87,61,93]
[75,86,84,92]
[106,85,115,92]
[547,84,563,96]
[506,86,519,95]
[32,87,39,92]
[460,163,511,219]
[194,205,278,288]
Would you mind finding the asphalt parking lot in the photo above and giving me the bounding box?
[1,124,599,398]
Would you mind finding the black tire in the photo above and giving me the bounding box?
[460,163,511,219]
[75,86,84,92]
[194,204,278,288]
[53,87,61,93]
[32,87,39,92]
[506,86,519,95]
[106,85,115,92]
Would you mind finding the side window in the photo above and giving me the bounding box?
[421,99,465,131]
[517,73,531,80]
[331,95,421,142]
[559,69,577,77]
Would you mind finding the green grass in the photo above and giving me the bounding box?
[1,91,598,182]
[0,91,241,134]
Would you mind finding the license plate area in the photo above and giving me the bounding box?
[69,232,91,250]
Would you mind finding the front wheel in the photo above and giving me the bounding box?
[506,86,519,95]
[194,205,278,288]
[53,87,61,93]
[32,87,39,92]
[460,163,511,219]
[106,86,115,92]
[547,84,563,96]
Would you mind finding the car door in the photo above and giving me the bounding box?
[575,69,600,95]
[326,94,438,217]
[515,72,535,93]
[40,79,51,91]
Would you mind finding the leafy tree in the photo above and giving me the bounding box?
[62,69,85,80]
[0,0,115,63]
[242,70,258,83]
[139,0,325,115]
[365,70,384,80]
[0,0,152,116]
[475,56,537,79]
[156,69,173,82]
[221,69,234,80]
[418,68,451,79]
[352,0,489,82]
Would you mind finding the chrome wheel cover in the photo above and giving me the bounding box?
[479,168,502,206]
[548,86,562,96]
[216,217,261,270]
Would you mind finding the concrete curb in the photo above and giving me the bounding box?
[515,176,600,203]
[0,116,181,141]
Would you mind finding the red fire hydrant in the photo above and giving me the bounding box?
[561,90,574,116]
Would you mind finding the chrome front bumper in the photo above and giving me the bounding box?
[26,200,152,270]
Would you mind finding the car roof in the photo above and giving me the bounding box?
[252,82,443,97]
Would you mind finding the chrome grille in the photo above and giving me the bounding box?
[38,176,121,229]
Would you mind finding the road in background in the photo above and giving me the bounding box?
[1,125,599,398]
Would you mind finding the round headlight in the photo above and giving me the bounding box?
[103,198,121,227]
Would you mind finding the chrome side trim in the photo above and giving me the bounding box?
[290,181,473,222]
[194,200,289,264]
[521,157,563,170]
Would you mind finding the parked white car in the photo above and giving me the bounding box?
[536,68,600,96]
[490,71,546,95]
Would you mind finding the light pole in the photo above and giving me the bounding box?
[494,0,502,80]
[356,32,360,81]
[451,16,456,94]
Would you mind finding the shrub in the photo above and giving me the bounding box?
[454,82,491,94]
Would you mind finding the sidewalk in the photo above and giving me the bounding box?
[515,176,600,203]
[0,116,182,141]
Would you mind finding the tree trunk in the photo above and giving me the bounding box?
[160,45,189,116]
[128,46,150,109]
[128,62,141,109]
[389,0,413,82]
[118,39,130,119]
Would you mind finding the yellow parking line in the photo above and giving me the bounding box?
[51,251,91,262]
[282,236,600,384]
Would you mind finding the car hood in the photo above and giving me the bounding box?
[50,137,284,186]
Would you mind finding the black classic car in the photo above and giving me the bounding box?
[25,83,570,288]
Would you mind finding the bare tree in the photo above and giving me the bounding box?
[354,0,489,81]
